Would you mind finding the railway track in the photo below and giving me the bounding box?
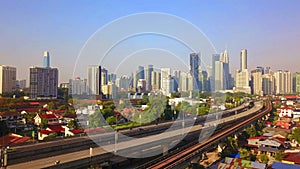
[144,101,272,169]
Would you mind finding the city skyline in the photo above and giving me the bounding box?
[1,1,300,84]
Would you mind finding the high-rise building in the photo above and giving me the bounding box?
[161,68,171,91]
[240,49,247,70]
[102,81,117,99]
[116,75,131,92]
[0,65,16,94]
[151,71,161,91]
[87,65,101,95]
[262,73,275,95]
[251,69,263,96]
[43,51,50,68]
[68,77,87,95]
[190,52,200,90]
[233,49,251,94]
[137,79,146,92]
[180,72,193,92]
[214,60,224,91]
[274,70,292,94]
[146,65,153,91]
[162,75,174,96]
[199,71,208,92]
[30,66,58,99]
[293,72,300,93]
[101,68,108,86]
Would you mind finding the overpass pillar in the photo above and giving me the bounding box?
[162,144,168,156]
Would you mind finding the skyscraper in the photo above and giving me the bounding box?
[0,65,16,94]
[240,49,247,70]
[251,69,263,96]
[233,49,251,94]
[87,65,101,95]
[30,66,58,99]
[43,51,50,68]
[161,68,171,91]
[68,77,87,95]
[262,73,275,95]
[274,70,292,94]
[151,71,161,91]
[293,72,300,93]
[146,65,153,91]
[190,52,200,90]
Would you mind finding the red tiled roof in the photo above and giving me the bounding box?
[280,106,294,110]
[284,152,300,164]
[39,130,53,135]
[39,114,57,119]
[48,125,65,133]
[248,136,266,140]
[69,129,84,134]
[0,133,30,146]
[273,137,286,145]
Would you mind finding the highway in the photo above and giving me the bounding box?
[7,101,264,169]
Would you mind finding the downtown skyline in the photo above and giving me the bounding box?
[1,1,300,83]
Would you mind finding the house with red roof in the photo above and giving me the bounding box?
[34,113,58,126]
[283,152,300,165]
[0,133,30,146]
[247,136,266,147]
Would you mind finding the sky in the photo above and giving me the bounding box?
[1,0,300,84]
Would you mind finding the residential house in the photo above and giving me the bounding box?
[258,138,284,156]
[34,114,58,126]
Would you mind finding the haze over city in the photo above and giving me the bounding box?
[1,1,300,83]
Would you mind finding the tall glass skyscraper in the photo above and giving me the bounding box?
[43,51,50,68]
[190,52,200,90]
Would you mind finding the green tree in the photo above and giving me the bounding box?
[246,125,257,137]
[274,150,285,161]
[47,102,56,110]
[259,154,269,164]
[40,118,48,129]
[239,148,250,160]
[291,127,300,143]
[68,120,78,129]
[0,121,9,136]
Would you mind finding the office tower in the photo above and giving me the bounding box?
[240,49,247,70]
[274,70,292,94]
[262,74,275,95]
[101,68,108,86]
[190,52,200,90]
[134,66,145,90]
[108,73,117,83]
[151,71,161,91]
[162,75,174,96]
[199,71,208,92]
[102,81,117,99]
[68,77,87,95]
[161,68,171,91]
[43,51,50,68]
[146,65,153,91]
[233,49,251,94]
[180,72,193,92]
[87,65,101,95]
[0,65,16,94]
[256,66,264,75]
[29,66,58,99]
[251,69,263,96]
[293,72,300,93]
[214,60,224,91]
[116,75,131,92]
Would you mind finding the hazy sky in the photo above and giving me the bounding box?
[1,1,300,84]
